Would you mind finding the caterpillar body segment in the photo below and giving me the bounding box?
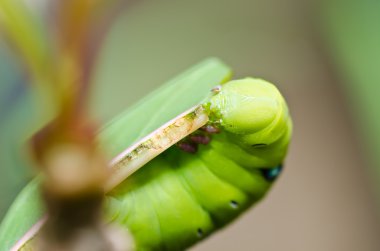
[106,78,292,250]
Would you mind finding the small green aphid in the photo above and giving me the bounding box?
[0,61,292,251]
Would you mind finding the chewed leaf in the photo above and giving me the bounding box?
[0,58,232,251]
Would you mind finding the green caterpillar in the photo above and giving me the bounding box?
[0,60,291,251]
[105,78,292,250]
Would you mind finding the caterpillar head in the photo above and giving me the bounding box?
[209,78,291,155]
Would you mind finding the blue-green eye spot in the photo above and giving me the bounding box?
[197,228,203,238]
[230,200,239,209]
[260,164,283,182]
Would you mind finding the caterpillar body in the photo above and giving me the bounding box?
[105,78,292,250]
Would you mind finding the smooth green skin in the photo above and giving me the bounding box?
[106,78,292,250]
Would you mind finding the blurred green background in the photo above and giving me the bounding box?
[1,0,380,250]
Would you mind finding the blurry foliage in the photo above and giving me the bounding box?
[0,1,127,249]
[0,44,38,219]
[0,58,231,250]
[320,0,380,193]
[1,0,380,223]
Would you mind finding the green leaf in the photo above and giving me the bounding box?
[0,58,231,251]
[0,177,43,250]
[99,58,231,158]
